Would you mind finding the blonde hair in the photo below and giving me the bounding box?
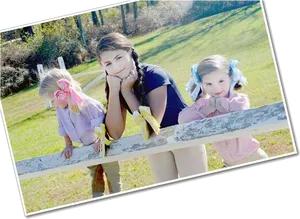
[39,68,81,100]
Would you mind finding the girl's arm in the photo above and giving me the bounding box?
[121,89,140,113]
[216,93,250,113]
[64,135,73,146]
[122,85,167,125]
[57,115,74,158]
[147,86,167,124]
[105,75,127,139]
[121,69,167,124]
[178,98,212,124]
[61,135,73,159]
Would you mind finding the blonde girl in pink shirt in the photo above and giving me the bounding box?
[178,55,268,167]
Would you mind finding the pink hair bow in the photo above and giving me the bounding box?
[54,79,83,113]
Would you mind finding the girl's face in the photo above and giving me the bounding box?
[99,49,135,79]
[202,70,231,97]
[48,94,68,109]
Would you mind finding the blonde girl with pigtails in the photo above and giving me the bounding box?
[39,68,121,198]
[179,55,268,167]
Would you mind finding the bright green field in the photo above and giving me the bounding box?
[1,3,295,214]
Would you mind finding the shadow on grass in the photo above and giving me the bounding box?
[139,4,261,62]
[1,83,39,101]
[8,108,55,128]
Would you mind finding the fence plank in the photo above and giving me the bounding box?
[37,64,52,109]
[57,56,66,70]
[82,73,106,91]
[72,70,104,78]
[16,101,288,180]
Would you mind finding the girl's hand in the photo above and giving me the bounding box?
[106,75,122,93]
[61,145,74,159]
[208,96,217,109]
[93,138,104,154]
[121,69,138,92]
[199,96,217,116]
[215,97,228,113]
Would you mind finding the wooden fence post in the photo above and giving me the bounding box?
[57,56,66,70]
[37,64,52,109]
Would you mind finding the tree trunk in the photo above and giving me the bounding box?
[120,5,128,35]
[125,4,130,14]
[74,15,87,48]
[91,11,100,26]
[20,26,34,42]
[150,1,156,6]
[98,10,105,25]
[133,2,138,20]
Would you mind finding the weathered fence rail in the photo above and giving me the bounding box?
[16,101,289,180]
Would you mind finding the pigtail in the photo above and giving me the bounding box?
[229,67,243,90]
[131,49,155,135]
[233,82,243,90]
[132,49,147,106]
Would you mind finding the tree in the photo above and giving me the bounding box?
[133,2,138,20]
[74,15,87,48]
[150,1,157,6]
[120,5,128,35]
[125,4,130,14]
[91,11,100,26]
[20,26,34,42]
[98,10,105,25]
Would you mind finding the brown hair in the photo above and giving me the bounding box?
[96,32,147,112]
[96,32,153,137]
[195,54,242,97]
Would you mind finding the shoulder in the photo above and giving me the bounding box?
[56,106,66,116]
[141,63,171,93]
[80,93,105,112]
[230,92,249,102]
[180,97,209,114]
[55,107,70,123]
[142,63,170,79]
[178,98,208,123]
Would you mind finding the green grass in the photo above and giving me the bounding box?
[1,3,295,213]
[67,59,101,74]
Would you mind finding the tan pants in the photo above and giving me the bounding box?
[223,148,268,167]
[147,145,208,183]
[88,161,121,198]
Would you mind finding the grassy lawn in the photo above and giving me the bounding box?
[67,59,101,74]
[1,3,295,214]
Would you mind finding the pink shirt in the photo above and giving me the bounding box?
[56,93,105,146]
[178,93,260,163]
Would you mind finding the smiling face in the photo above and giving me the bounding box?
[196,55,232,98]
[99,49,134,79]
[202,70,231,97]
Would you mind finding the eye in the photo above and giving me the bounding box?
[205,83,212,86]
[116,56,122,60]
[105,63,111,67]
[219,80,224,83]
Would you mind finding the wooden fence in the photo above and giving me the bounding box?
[16,101,288,180]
